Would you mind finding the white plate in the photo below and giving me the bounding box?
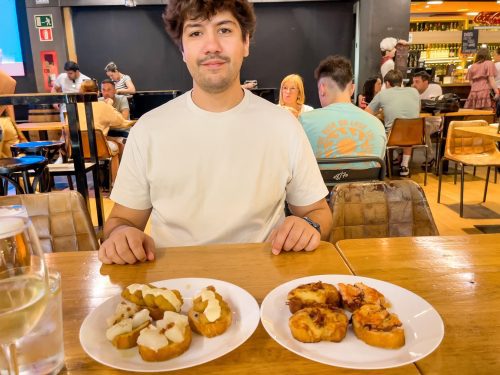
[80,278,260,372]
[260,275,444,370]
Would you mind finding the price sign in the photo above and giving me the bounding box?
[461,30,478,54]
[34,14,53,28]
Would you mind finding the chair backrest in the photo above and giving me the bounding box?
[387,118,425,146]
[63,126,113,160]
[0,191,98,252]
[317,156,386,187]
[445,120,496,157]
[329,180,438,244]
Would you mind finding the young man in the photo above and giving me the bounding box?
[365,69,420,176]
[299,55,386,169]
[51,61,90,122]
[99,79,130,120]
[98,0,331,265]
[412,71,442,169]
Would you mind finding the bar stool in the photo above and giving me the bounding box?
[11,140,67,191]
[0,155,48,195]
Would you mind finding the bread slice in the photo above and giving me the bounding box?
[188,286,232,338]
[138,326,192,361]
[288,305,348,343]
[287,281,341,314]
[111,320,150,349]
[351,304,405,349]
[338,282,390,312]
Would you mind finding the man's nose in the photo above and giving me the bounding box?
[202,30,222,54]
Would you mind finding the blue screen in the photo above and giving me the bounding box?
[0,0,25,76]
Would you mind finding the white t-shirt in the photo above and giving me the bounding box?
[53,72,90,120]
[419,83,443,129]
[380,59,395,82]
[110,90,328,248]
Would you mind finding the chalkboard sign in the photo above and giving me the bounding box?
[462,30,479,53]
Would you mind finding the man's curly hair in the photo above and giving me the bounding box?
[163,0,256,50]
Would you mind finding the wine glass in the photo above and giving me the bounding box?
[0,216,49,375]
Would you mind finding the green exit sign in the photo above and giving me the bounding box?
[34,14,53,28]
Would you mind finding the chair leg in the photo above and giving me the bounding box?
[424,147,428,186]
[473,166,476,177]
[483,167,490,203]
[21,171,34,194]
[460,163,465,217]
[495,168,498,184]
[437,158,444,203]
[67,175,74,190]
[434,133,441,174]
[454,162,458,185]
[386,149,392,179]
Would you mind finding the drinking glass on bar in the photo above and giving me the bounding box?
[0,215,49,375]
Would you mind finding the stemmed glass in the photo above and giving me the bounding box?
[0,216,49,375]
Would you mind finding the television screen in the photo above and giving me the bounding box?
[0,0,25,76]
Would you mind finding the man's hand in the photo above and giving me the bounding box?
[98,226,155,264]
[267,216,321,255]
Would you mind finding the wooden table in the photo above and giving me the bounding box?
[335,234,500,375]
[455,126,500,141]
[420,109,495,119]
[45,242,418,375]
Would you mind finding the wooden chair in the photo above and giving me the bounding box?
[317,156,386,200]
[329,180,438,244]
[386,118,428,185]
[48,128,119,191]
[0,190,98,252]
[437,120,500,217]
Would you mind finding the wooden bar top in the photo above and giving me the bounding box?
[45,242,419,374]
[335,234,500,375]
[420,109,494,118]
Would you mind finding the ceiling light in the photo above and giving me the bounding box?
[457,9,469,12]
[427,1,443,4]
[466,12,479,16]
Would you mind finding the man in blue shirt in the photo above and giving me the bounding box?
[300,55,386,170]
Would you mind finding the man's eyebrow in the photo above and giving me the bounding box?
[184,19,237,30]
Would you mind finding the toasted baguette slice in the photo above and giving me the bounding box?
[111,320,150,349]
[188,287,232,338]
[352,304,405,349]
[288,305,348,343]
[287,281,341,314]
[338,282,390,312]
[138,326,192,362]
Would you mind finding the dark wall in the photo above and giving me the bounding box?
[71,1,354,108]
[14,0,37,93]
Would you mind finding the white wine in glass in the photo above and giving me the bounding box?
[0,216,49,375]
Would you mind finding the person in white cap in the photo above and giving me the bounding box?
[380,37,408,82]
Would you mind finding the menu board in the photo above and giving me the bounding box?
[461,30,479,54]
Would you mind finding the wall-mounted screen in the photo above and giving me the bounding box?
[0,0,25,76]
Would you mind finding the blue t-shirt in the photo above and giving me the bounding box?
[299,102,387,169]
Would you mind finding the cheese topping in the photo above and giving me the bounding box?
[132,309,151,329]
[106,318,132,341]
[157,311,188,343]
[137,325,168,352]
[126,284,182,312]
[106,300,140,327]
[195,288,221,322]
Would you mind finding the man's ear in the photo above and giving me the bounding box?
[318,82,326,97]
[243,34,250,58]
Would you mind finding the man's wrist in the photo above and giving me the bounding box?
[302,216,321,234]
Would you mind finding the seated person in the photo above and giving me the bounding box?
[299,56,386,170]
[278,74,313,117]
[357,76,382,109]
[412,71,442,169]
[75,80,127,182]
[0,70,25,157]
[365,69,420,177]
[99,79,130,120]
[104,62,136,95]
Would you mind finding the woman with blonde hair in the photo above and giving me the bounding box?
[104,62,136,95]
[278,74,313,117]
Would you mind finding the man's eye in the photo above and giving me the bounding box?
[188,31,202,37]
[219,28,232,34]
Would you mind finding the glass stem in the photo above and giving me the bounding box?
[1,343,19,375]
